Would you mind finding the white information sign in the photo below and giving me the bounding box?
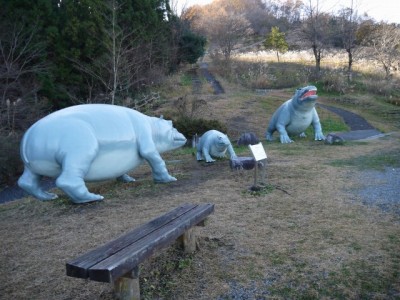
[249,143,267,161]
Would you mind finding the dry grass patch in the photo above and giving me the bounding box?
[1,135,399,299]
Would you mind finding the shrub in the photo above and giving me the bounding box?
[318,69,349,94]
[363,78,398,97]
[173,117,227,139]
[0,98,49,187]
[173,95,207,119]
[0,133,23,187]
[178,32,207,64]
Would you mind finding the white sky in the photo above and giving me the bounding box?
[172,0,399,24]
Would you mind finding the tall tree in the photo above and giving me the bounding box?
[335,0,366,82]
[290,0,335,76]
[69,0,136,104]
[0,0,59,104]
[48,0,105,106]
[188,0,253,62]
[363,22,400,79]
[271,0,303,31]
[0,0,50,130]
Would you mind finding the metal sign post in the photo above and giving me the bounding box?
[248,143,267,190]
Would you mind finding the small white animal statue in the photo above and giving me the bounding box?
[18,104,187,203]
[196,130,237,163]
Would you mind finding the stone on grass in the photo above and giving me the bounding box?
[237,132,259,146]
[325,133,345,145]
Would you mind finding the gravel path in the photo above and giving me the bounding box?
[355,167,400,216]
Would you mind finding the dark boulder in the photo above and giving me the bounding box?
[230,157,256,170]
[237,132,259,146]
[325,133,345,145]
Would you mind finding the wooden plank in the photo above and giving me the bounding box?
[182,227,196,253]
[89,203,214,282]
[114,266,140,300]
[89,203,214,283]
[66,203,197,279]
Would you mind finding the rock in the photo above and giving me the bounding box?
[229,157,256,170]
[325,133,345,145]
[237,132,259,146]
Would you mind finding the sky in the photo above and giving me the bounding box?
[172,0,399,24]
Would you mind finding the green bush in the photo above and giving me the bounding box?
[178,32,207,64]
[173,117,227,139]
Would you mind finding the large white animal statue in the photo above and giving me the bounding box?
[18,104,187,203]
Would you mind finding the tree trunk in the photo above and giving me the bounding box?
[312,45,321,76]
[347,49,353,82]
[111,0,117,105]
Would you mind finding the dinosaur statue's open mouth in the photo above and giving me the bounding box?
[301,89,317,100]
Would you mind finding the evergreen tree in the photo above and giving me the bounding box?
[178,31,207,64]
[263,26,288,62]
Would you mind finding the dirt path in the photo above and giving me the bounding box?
[199,62,225,94]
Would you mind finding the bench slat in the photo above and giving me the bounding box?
[66,203,199,279]
[88,203,214,283]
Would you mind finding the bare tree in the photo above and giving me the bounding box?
[270,0,303,30]
[363,23,400,79]
[189,0,253,62]
[0,23,47,104]
[226,0,271,35]
[170,0,189,16]
[70,0,147,105]
[0,21,48,132]
[182,5,209,38]
[0,20,49,185]
[289,0,334,76]
[335,0,365,81]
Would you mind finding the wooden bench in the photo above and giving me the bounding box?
[66,203,214,300]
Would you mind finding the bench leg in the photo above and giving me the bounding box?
[114,266,140,300]
[181,227,197,253]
